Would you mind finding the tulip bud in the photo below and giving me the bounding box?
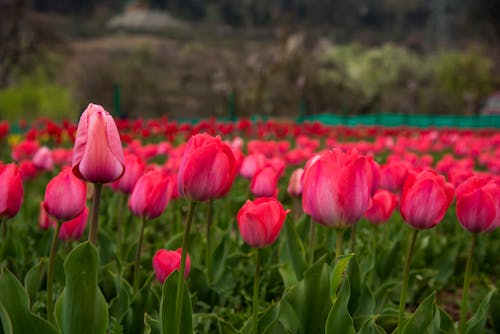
[287,168,304,197]
[110,153,145,194]
[365,190,398,224]
[250,166,279,197]
[39,201,56,230]
[237,197,289,248]
[0,163,24,219]
[400,170,454,230]
[153,248,191,283]
[129,170,172,219]
[32,146,54,171]
[59,207,89,241]
[72,103,125,183]
[240,153,266,179]
[178,133,237,202]
[43,168,87,221]
[456,176,499,233]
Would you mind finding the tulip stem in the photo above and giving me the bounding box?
[88,183,103,245]
[116,193,125,258]
[308,219,315,265]
[253,248,261,334]
[350,224,357,253]
[46,221,61,324]
[206,200,213,282]
[174,201,196,334]
[133,216,147,293]
[335,228,344,258]
[459,233,477,334]
[397,229,419,332]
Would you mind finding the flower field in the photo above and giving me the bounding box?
[0,104,499,334]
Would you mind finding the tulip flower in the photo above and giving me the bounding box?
[455,176,500,333]
[287,168,304,197]
[240,153,266,179]
[397,169,454,332]
[250,166,279,197]
[153,248,191,283]
[72,103,125,183]
[237,197,288,334]
[0,163,24,222]
[59,207,89,242]
[39,201,56,230]
[72,103,125,245]
[177,133,237,202]
[110,153,145,195]
[32,146,54,171]
[43,168,87,221]
[365,190,398,225]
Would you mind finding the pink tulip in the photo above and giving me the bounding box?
[365,190,398,224]
[59,207,89,241]
[0,163,24,219]
[177,133,237,202]
[43,168,87,221]
[129,170,172,219]
[250,166,279,197]
[240,153,266,179]
[237,197,289,248]
[153,248,191,283]
[456,176,499,233]
[38,201,56,230]
[110,153,145,194]
[301,150,375,228]
[32,146,54,171]
[379,160,410,193]
[287,168,304,197]
[400,170,454,229]
[72,103,125,183]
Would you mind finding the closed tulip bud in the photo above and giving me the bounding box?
[110,153,145,194]
[380,161,410,192]
[153,248,191,283]
[456,176,500,233]
[250,166,279,197]
[43,168,87,221]
[0,163,24,219]
[302,150,375,228]
[237,197,289,248]
[365,190,398,224]
[72,103,125,183]
[129,170,172,219]
[287,168,304,197]
[178,133,237,202]
[400,170,454,230]
[33,146,54,171]
[59,207,89,241]
[240,153,266,179]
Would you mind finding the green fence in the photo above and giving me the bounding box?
[296,113,500,128]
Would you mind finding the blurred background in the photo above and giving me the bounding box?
[1,0,500,121]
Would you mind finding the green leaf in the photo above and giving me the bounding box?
[144,313,161,334]
[109,275,133,320]
[348,256,362,315]
[240,303,280,334]
[325,278,355,334]
[0,267,59,334]
[24,259,47,308]
[429,305,455,334]
[490,292,500,333]
[465,289,495,334]
[121,273,157,334]
[159,271,193,334]
[401,292,436,334]
[212,234,230,284]
[330,253,354,301]
[358,316,387,334]
[283,218,308,281]
[54,242,108,334]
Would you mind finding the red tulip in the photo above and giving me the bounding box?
[365,190,398,224]
[59,207,89,241]
[43,168,87,221]
[400,170,454,229]
[250,166,279,197]
[456,176,499,233]
[301,150,375,228]
[0,163,23,219]
[237,197,289,248]
[110,153,145,194]
[72,103,125,183]
[379,160,410,193]
[12,140,39,161]
[287,168,304,197]
[18,160,39,180]
[129,170,172,219]
[178,133,237,202]
[153,248,191,283]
